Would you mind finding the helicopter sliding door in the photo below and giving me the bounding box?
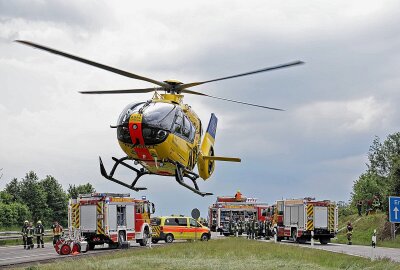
[170,109,192,166]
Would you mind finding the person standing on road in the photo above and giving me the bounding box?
[26,222,35,250]
[21,220,29,249]
[52,221,63,245]
[357,200,363,216]
[254,219,259,239]
[250,217,256,239]
[246,219,251,239]
[346,222,353,245]
[372,229,377,248]
[35,220,45,248]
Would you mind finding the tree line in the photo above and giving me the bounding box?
[0,171,95,228]
[351,132,400,212]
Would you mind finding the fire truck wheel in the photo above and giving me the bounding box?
[151,239,159,244]
[319,238,330,245]
[277,237,283,242]
[165,234,174,243]
[297,238,307,244]
[88,243,96,250]
[200,234,209,241]
[109,242,119,249]
[60,244,71,255]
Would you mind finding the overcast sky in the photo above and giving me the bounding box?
[1,0,400,217]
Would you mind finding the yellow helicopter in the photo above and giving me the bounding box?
[16,40,304,196]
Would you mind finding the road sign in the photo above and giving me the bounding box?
[389,196,400,223]
[191,208,200,219]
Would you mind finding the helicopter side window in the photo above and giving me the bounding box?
[183,116,191,138]
[174,110,183,134]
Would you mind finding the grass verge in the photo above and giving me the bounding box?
[15,238,399,270]
[334,213,400,248]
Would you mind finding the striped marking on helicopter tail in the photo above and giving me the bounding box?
[306,204,314,231]
[96,202,105,235]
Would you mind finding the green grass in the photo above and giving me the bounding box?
[16,238,399,270]
[0,236,52,246]
[334,213,400,248]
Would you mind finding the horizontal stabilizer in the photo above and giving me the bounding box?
[203,156,241,162]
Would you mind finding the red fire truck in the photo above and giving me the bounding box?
[68,193,155,249]
[272,198,338,244]
[208,192,268,235]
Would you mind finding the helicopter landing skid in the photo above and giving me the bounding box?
[175,163,213,197]
[99,156,149,191]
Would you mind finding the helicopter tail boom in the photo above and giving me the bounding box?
[203,156,241,162]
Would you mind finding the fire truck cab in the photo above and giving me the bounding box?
[68,193,155,249]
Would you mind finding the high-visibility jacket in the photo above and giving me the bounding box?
[35,224,44,235]
[53,225,63,236]
[26,227,34,238]
[21,225,28,236]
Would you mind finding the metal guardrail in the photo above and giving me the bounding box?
[0,230,59,241]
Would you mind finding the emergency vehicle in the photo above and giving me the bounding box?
[208,192,268,235]
[272,198,338,244]
[68,193,155,249]
[150,215,211,243]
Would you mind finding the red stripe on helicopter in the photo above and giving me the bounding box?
[134,148,153,161]
[129,121,145,145]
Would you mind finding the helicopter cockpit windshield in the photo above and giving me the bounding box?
[141,102,176,130]
[117,101,177,145]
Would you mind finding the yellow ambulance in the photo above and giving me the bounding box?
[151,216,211,243]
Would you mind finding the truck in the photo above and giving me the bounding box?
[272,198,338,244]
[68,193,155,249]
[208,192,268,236]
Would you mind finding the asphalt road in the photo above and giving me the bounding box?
[0,242,154,268]
[304,242,400,262]
[260,238,400,263]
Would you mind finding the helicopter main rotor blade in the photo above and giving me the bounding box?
[79,87,163,94]
[181,89,284,111]
[15,40,169,89]
[177,60,304,90]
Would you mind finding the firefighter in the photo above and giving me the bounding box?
[26,222,35,250]
[239,218,245,235]
[246,219,252,239]
[35,220,45,248]
[261,220,266,239]
[52,221,63,245]
[346,222,353,245]
[250,217,256,239]
[372,229,377,248]
[21,220,29,249]
[233,220,238,237]
[254,219,260,239]
[372,196,381,212]
[356,200,363,216]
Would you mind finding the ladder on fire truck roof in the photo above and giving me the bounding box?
[78,193,131,198]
